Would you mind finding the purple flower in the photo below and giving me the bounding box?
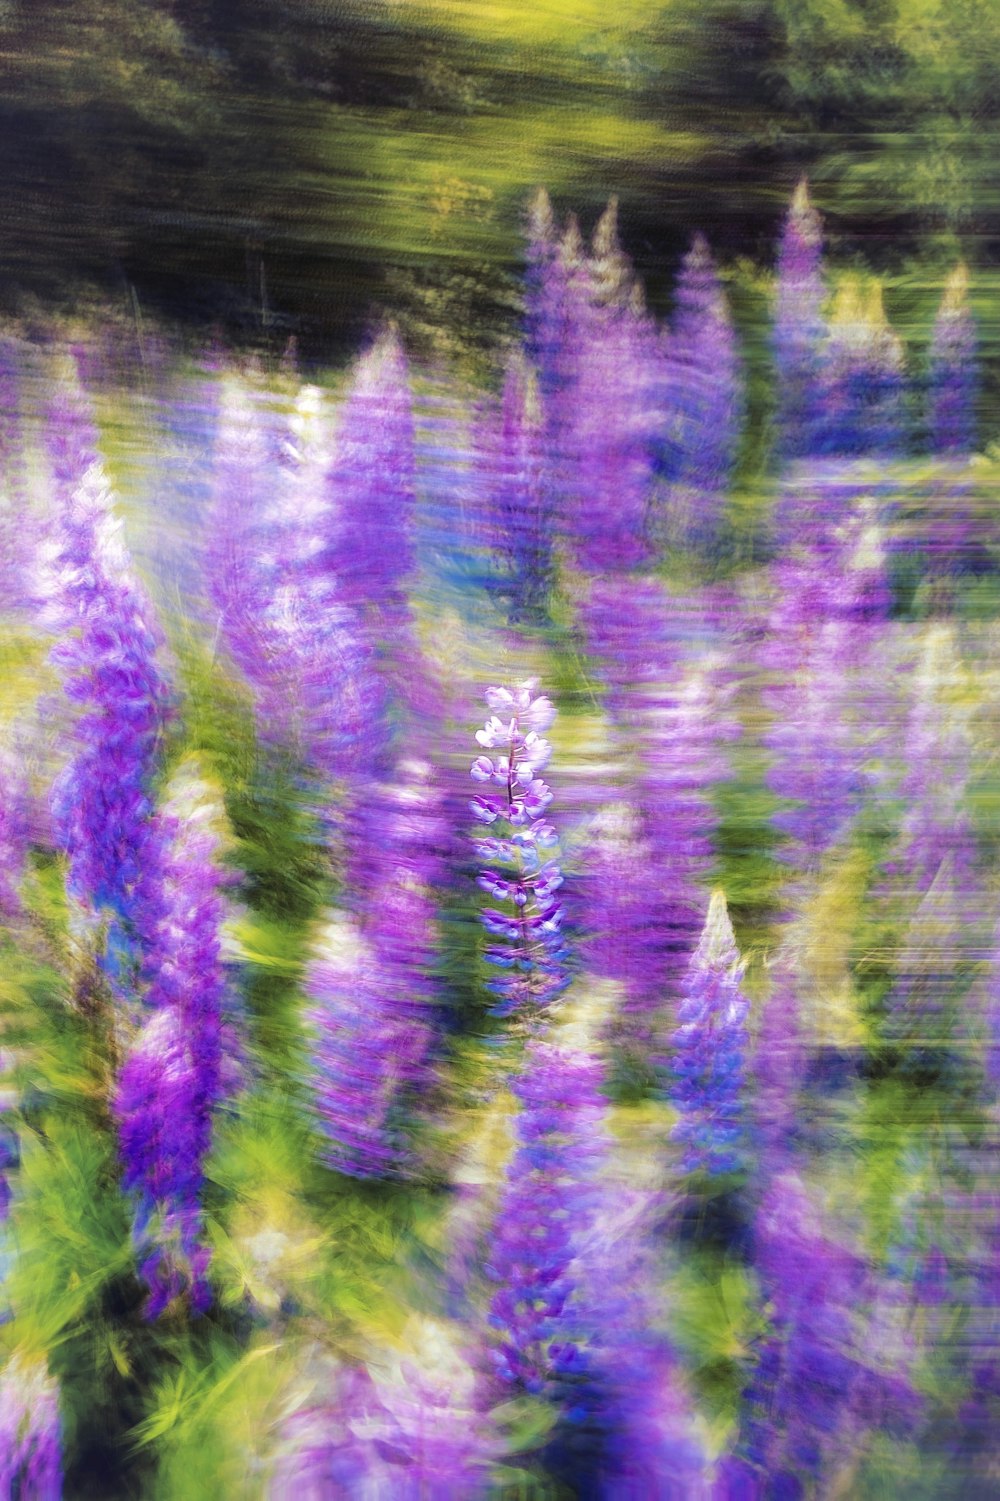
[670,890,749,1176]
[486,1032,607,1393]
[470,680,568,1017]
[928,263,977,456]
[207,378,384,782]
[115,1007,209,1316]
[562,201,662,571]
[772,178,828,463]
[0,1356,62,1500]
[654,234,742,552]
[0,745,29,919]
[113,764,231,1316]
[724,1172,918,1492]
[581,576,735,1025]
[751,953,806,1161]
[761,517,890,879]
[472,354,553,622]
[269,1342,497,1499]
[322,327,416,630]
[894,624,977,900]
[307,760,443,1178]
[40,378,170,947]
[820,278,907,459]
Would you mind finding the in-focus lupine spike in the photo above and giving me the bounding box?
[470,680,568,1018]
[670,889,749,1176]
[773,177,828,462]
[928,262,977,456]
[0,1355,62,1500]
[40,378,170,955]
[652,233,742,553]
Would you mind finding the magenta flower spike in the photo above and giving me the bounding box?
[307,760,443,1178]
[323,326,416,631]
[269,1346,497,1499]
[469,680,568,1018]
[563,200,661,572]
[773,178,828,463]
[928,263,977,457]
[0,1356,63,1500]
[670,890,749,1176]
[485,1031,607,1394]
[40,377,170,950]
[582,576,735,1025]
[208,377,384,784]
[762,516,890,880]
[723,1172,918,1493]
[113,764,230,1316]
[205,377,277,694]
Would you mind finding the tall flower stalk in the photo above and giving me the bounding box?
[113,763,230,1316]
[671,889,749,1177]
[928,263,977,457]
[470,681,568,1018]
[40,375,170,975]
[473,354,553,622]
[773,178,828,463]
[656,233,742,553]
[306,759,443,1178]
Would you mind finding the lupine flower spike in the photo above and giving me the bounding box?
[470,680,568,1017]
[671,889,749,1176]
[928,263,977,457]
[773,178,828,463]
[0,1355,62,1499]
[40,375,170,977]
[114,763,230,1316]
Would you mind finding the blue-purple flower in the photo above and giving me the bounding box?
[671,890,749,1176]
[40,378,170,953]
[113,764,230,1316]
[470,681,568,1017]
[928,263,977,457]
[772,178,828,463]
[0,1355,62,1500]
